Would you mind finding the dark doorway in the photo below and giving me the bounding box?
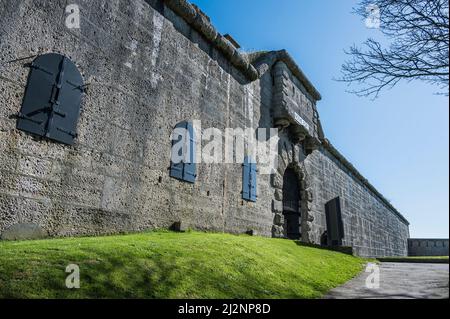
[283,168,301,240]
[325,197,344,246]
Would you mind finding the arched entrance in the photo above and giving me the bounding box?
[282,167,301,239]
[271,139,314,242]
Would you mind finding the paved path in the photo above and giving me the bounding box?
[324,262,449,299]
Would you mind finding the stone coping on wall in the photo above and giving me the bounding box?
[163,0,258,80]
[321,138,410,226]
[162,0,322,101]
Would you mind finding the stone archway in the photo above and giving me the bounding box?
[271,141,314,242]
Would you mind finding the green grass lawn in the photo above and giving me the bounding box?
[0,231,366,299]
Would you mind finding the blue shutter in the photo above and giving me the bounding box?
[17,53,83,145]
[242,157,251,200]
[242,156,257,202]
[170,121,197,183]
[183,121,197,183]
[250,161,257,202]
[170,121,187,181]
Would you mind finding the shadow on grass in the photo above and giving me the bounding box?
[24,247,330,299]
[0,233,364,299]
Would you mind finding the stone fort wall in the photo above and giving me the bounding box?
[0,0,409,257]
[408,239,449,256]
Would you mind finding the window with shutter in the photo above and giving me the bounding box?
[16,53,84,145]
[170,121,197,183]
[242,156,257,202]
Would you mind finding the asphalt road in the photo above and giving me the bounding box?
[324,262,449,299]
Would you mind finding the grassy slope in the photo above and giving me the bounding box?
[0,231,366,299]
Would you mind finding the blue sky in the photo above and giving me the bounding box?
[190,0,449,238]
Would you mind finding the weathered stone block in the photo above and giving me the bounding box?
[272,199,283,213]
[271,173,283,189]
[272,225,284,238]
[274,189,283,201]
[274,213,283,226]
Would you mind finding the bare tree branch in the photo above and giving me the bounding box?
[339,0,449,98]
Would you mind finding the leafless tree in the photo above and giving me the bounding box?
[340,0,449,98]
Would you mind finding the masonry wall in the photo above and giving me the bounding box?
[265,58,409,257]
[305,148,410,257]
[0,0,273,238]
[0,0,409,257]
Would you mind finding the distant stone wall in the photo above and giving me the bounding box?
[408,239,449,256]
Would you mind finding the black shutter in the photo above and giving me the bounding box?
[17,53,83,145]
[325,197,344,245]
